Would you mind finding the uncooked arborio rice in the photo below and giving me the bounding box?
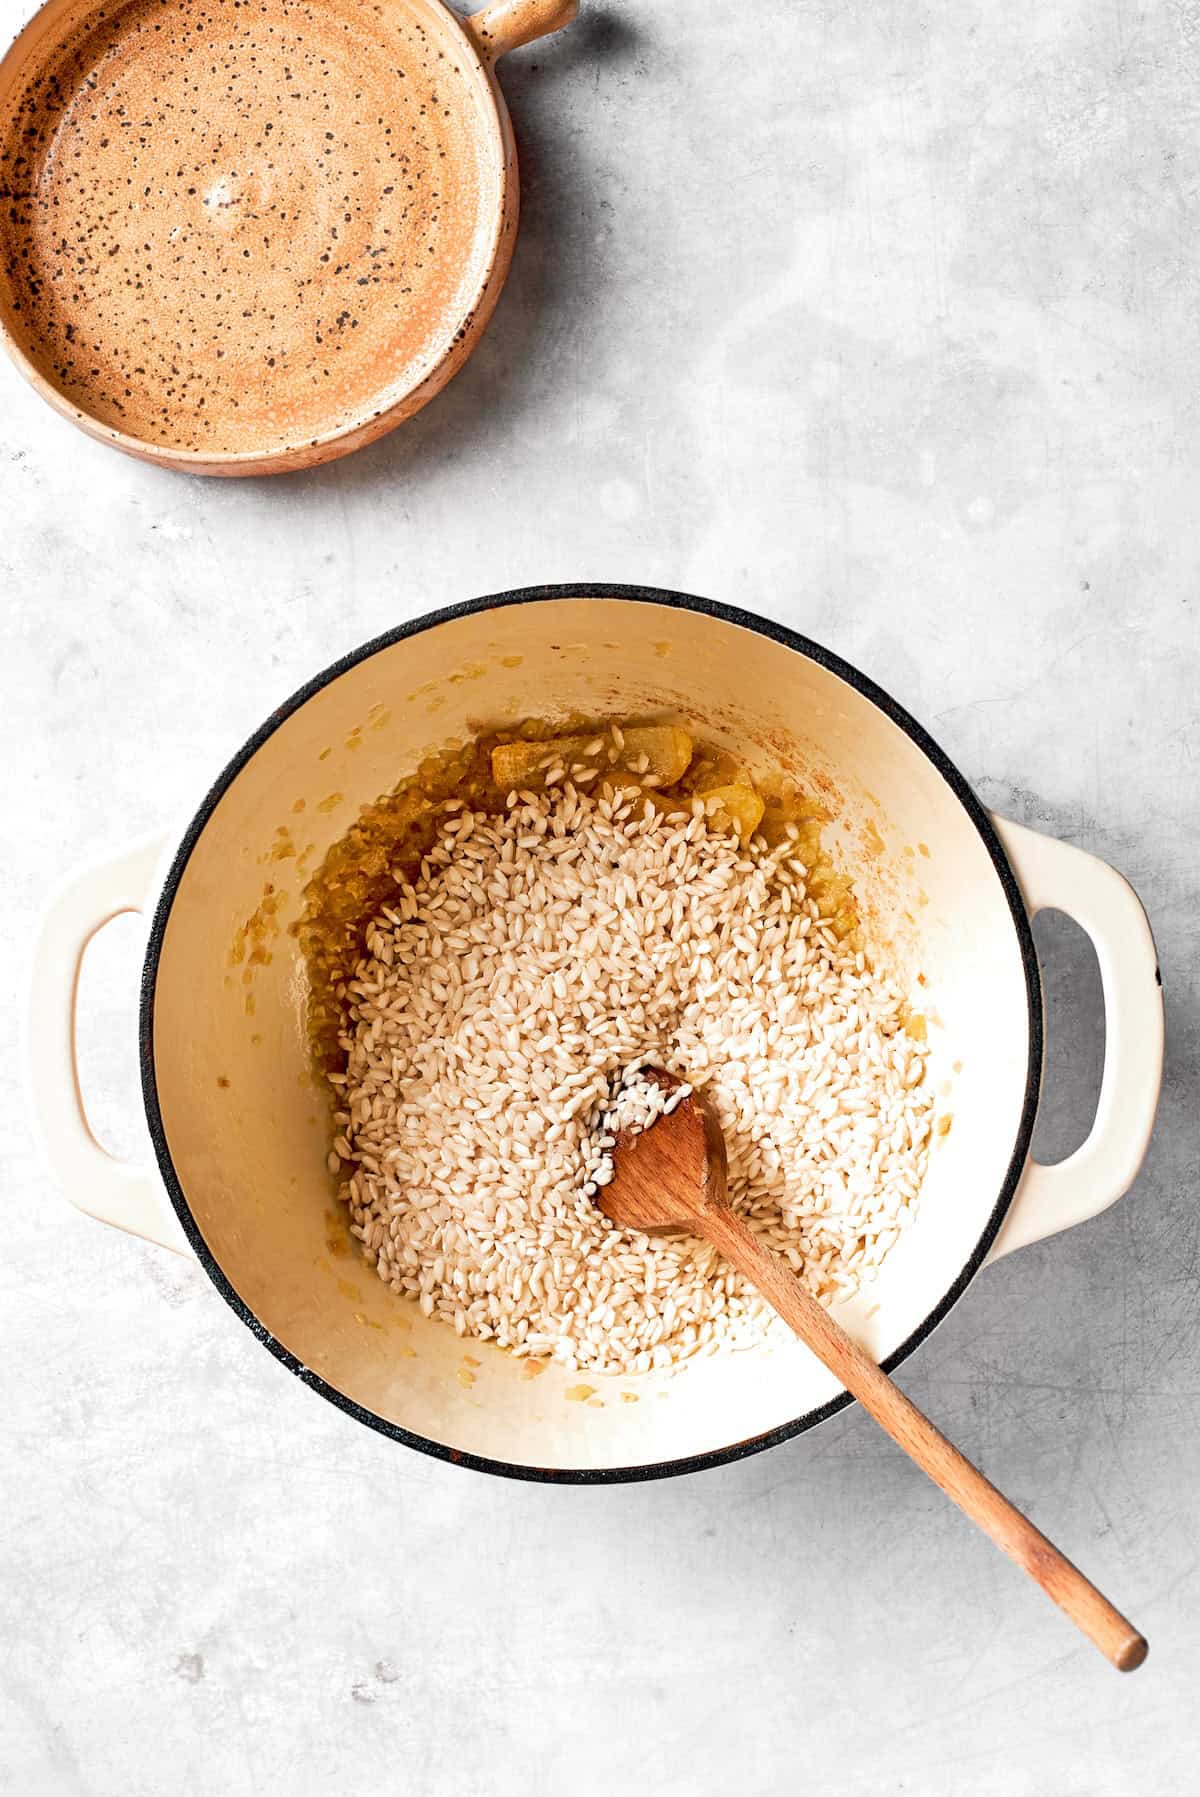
[581,1064,694,1197]
[328,783,932,1374]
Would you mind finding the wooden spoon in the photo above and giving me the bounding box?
[596,1069,1148,1672]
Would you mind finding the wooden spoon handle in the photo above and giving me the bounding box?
[702,1206,1148,1672]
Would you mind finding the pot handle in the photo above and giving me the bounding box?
[465,0,579,63]
[984,815,1163,1263]
[26,835,192,1256]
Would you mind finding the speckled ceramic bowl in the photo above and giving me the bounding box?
[28,589,1162,1479]
[0,0,577,473]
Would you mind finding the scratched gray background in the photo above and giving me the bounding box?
[1,0,1197,1791]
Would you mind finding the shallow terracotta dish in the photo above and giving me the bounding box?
[28,588,1163,1480]
[0,0,577,473]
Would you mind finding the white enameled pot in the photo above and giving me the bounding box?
[28,588,1163,1480]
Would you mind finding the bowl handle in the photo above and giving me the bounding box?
[26,835,192,1256]
[984,815,1163,1263]
[465,0,579,62]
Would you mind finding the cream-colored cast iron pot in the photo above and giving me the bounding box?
[28,589,1164,1479]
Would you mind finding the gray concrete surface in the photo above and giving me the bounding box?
[1,1,1196,1791]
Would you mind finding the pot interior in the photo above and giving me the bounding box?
[147,595,1034,1473]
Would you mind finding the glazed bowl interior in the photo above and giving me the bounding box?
[146,594,1035,1474]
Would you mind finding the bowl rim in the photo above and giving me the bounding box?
[139,584,1044,1482]
[0,0,514,473]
